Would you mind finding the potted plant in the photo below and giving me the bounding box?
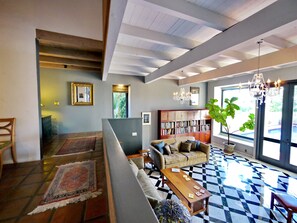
[206,97,255,153]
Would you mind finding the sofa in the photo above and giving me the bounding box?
[128,156,162,208]
[150,136,210,170]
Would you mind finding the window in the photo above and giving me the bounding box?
[112,85,129,118]
[222,87,256,139]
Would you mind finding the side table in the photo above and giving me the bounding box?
[138,149,153,168]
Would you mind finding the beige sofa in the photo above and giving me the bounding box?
[150,136,210,170]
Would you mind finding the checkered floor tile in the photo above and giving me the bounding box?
[145,147,297,223]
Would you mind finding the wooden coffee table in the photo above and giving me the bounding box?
[161,167,211,215]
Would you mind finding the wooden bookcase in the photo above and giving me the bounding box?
[158,109,211,143]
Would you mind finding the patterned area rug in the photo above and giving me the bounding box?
[146,147,297,223]
[28,160,102,215]
[55,137,96,156]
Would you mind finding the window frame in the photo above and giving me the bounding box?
[112,85,129,118]
[220,86,255,141]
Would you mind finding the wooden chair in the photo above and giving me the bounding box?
[270,192,297,223]
[0,118,17,178]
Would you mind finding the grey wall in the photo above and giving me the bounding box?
[109,118,142,155]
[40,68,207,149]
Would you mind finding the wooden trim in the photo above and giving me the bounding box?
[112,85,129,93]
[103,0,111,50]
[103,137,116,223]
[36,29,103,51]
[40,62,101,73]
[39,55,101,69]
[39,45,102,62]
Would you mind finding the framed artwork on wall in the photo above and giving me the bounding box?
[190,87,199,106]
[142,112,151,125]
[71,82,94,106]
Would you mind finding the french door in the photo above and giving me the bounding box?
[257,81,297,173]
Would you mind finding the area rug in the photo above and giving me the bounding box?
[28,160,102,215]
[55,137,96,156]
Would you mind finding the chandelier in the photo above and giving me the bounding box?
[248,40,281,106]
[173,88,191,104]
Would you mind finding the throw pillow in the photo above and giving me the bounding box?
[186,140,201,151]
[169,142,179,154]
[185,140,196,151]
[180,142,191,152]
[195,140,201,150]
[163,144,171,155]
[153,141,165,154]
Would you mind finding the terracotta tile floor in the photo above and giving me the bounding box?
[0,132,108,223]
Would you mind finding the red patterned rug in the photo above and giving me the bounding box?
[28,160,102,215]
[55,137,96,156]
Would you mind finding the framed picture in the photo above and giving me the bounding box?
[190,87,199,106]
[142,112,151,125]
[71,82,94,106]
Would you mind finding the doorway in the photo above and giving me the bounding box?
[112,85,129,118]
[258,81,297,172]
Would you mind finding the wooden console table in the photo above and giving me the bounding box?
[161,167,211,215]
[138,149,153,164]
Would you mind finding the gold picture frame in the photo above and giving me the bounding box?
[71,82,94,106]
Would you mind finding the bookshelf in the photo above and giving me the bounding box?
[158,109,211,143]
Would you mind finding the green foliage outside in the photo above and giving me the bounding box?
[113,92,127,118]
[206,97,255,145]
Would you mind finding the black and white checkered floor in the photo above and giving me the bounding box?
[145,147,297,223]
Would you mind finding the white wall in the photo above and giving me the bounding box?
[207,65,297,157]
[0,0,102,163]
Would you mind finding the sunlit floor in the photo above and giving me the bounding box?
[146,147,297,223]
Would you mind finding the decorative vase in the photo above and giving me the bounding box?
[223,142,236,154]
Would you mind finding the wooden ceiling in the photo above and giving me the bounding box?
[36,29,103,75]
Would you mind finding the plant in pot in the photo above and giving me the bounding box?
[206,97,255,153]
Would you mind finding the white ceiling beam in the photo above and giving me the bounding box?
[111,55,168,68]
[103,0,128,81]
[263,35,291,49]
[115,44,175,61]
[109,70,148,76]
[132,0,236,31]
[220,50,254,61]
[110,64,156,73]
[197,61,220,69]
[145,0,297,83]
[182,67,200,74]
[179,45,297,85]
[120,23,199,49]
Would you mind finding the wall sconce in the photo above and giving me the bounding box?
[53,101,60,106]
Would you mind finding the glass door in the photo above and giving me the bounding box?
[288,85,297,168]
[258,82,297,173]
[261,87,283,161]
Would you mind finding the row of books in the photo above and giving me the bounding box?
[160,122,175,129]
[161,120,211,128]
[161,124,211,135]
[160,128,175,135]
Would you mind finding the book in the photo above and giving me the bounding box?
[171,168,180,172]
